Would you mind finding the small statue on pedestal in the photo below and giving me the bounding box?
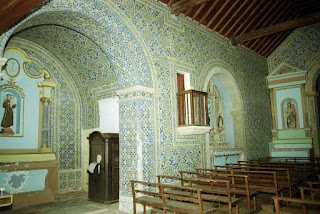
[1,94,16,135]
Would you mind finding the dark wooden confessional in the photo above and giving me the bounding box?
[88,131,119,203]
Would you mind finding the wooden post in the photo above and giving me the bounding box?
[274,198,280,214]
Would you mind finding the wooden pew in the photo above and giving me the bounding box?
[156,175,240,214]
[179,171,257,213]
[259,156,320,167]
[273,196,320,214]
[222,165,297,197]
[130,180,218,214]
[196,168,284,197]
[236,160,315,182]
[273,187,320,214]
[306,182,320,200]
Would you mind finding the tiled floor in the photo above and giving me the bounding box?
[1,191,318,214]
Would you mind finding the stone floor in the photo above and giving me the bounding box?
[0,191,318,214]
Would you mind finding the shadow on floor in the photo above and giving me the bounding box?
[0,191,126,214]
[3,191,309,214]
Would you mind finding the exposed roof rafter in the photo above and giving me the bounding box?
[232,11,320,44]
[0,0,44,35]
[161,0,320,57]
[171,0,211,15]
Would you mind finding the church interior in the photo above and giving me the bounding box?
[0,0,320,213]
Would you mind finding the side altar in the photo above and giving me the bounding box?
[267,63,312,157]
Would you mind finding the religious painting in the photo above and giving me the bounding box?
[0,88,24,136]
[281,98,299,129]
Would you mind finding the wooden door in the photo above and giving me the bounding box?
[108,137,119,201]
[88,131,106,202]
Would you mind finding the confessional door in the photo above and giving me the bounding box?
[88,131,119,203]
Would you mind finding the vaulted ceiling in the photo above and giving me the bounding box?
[159,0,320,57]
[1,0,320,58]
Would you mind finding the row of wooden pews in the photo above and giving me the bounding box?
[225,157,320,213]
[130,175,241,214]
[130,156,319,214]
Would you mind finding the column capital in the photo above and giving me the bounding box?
[305,91,318,98]
[37,78,57,105]
[40,97,52,105]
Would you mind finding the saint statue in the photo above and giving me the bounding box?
[285,101,296,128]
[1,94,16,133]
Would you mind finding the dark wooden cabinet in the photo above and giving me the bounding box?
[88,131,119,203]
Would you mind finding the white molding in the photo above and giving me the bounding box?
[116,85,155,95]
[177,126,211,135]
[268,81,307,89]
[267,62,307,79]
[0,153,56,163]
[118,96,153,102]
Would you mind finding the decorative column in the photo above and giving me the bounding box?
[116,86,155,213]
[37,78,57,153]
[306,91,319,155]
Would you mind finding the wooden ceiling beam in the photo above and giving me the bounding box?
[199,0,220,24]
[218,0,250,34]
[248,37,262,51]
[248,9,297,50]
[262,11,297,57]
[264,30,292,57]
[232,11,320,44]
[259,1,287,28]
[255,7,297,53]
[235,0,274,37]
[0,0,20,16]
[192,3,206,20]
[0,0,44,35]
[171,0,211,15]
[211,0,239,32]
[248,0,282,33]
[225,0,256,37]
[167,0,176,7]
[254,34,275,53]
[184,8,193,16]
[229,0,265,37]
[206,0,229,28]
[252,36,270,52]
[260,32,283,57]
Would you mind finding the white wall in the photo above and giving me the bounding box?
[98,96,119,133]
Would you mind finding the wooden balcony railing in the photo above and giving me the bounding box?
[177,89,209,126]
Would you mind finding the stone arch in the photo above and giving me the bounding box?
[201,60,245,149]
[306,54,320,155]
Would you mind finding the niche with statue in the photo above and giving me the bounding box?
[207,77,233,148]
[0,87,24,135]
[267,63,312,157]
[0,47,56,151]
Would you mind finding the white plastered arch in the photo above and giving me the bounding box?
[201,60,245,149]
